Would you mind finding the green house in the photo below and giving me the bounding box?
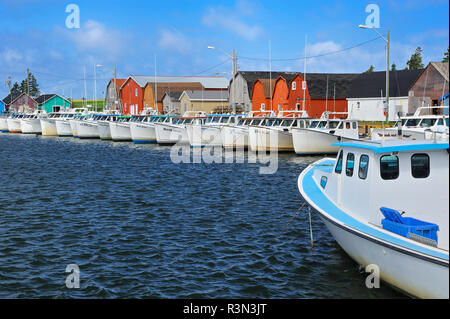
[36,94,71,113]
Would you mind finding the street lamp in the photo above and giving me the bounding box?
[208,46,237,113]
[94,64,103,112]
[359,25,390,123]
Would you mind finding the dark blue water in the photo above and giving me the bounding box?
[0,133,404,298]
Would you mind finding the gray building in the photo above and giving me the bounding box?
[162,91,183,114]
[105,79,126,111]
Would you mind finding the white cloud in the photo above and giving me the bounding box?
[157,28,193,54]
[202,6,263,41]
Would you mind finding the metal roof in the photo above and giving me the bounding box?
[128,75,229,89]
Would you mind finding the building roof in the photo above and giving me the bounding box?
[125,75,229,89]
[305,73,360,98]
[2,92,37,105]
[146,82,205,102]
[430,62,449,82]
[108,79,127,94]
[236,71,298,97]
[348,69,424,99]
[254,78,277,99]
[163,91,183,101]
[34,94,70,105]
[180,90,229,101]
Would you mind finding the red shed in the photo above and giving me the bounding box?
[251,79,276,115]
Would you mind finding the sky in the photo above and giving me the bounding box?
[0,0,448,99]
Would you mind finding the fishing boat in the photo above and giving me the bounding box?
[0,112,10,132]
[76,114,101,139]
[55,112,82,137]
[154,112,206,145]
[292,112,359,155]
[371,106,449,141]
[248,111,310,152]
[221,111,275,150]
[97,114,120,140]
[7,114,24,133]
[40,113,63,136]
[20,112,43,134]
[298,139,449,299]
[187,114,245,148]
[109,116,132,141]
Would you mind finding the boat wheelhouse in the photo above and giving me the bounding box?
[187,114,246,148]
[292,113,359,155]
[371,106,449,141]
[40,113,65,136]
[298,139,449,298]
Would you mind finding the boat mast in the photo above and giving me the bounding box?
[303,35,307,113]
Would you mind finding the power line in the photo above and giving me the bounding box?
[192,58,232,76]
[237,36,382,62]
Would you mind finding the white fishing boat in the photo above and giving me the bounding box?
[109,116,132,141]
[40,113,63,136]
[55,113,79,137]
[221,111,275,150]
[298,139,449,299]
[20,113,43,134]
[248,111,310,152]
[371,106,449,141]
[0,112,10,132]
[292,112,359,155]
[76,115,101,139]
[7,114,24,133]
[154,112,206,145]
[97,115,119,140]
[187,114,245,148]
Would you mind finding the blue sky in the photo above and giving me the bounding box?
[0,0,448,99]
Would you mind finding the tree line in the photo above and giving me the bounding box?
[365,46,449,73]
[8,72,40,98]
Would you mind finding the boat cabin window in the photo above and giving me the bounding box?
[298,121,305,128]
[405,118,420,127]
[237,119,245,126]
[380,155,399,180]
[318,121,327,129]
[411,154,430,179]
[309,121,319,129]
[437,118,444,126]
[346,153,355,177]
[346,122,351,129]
[329,121,340,129]
[220,117,229,123]
[335,151,343,174]
[359,155,369,180]
[265,119,274,126]
[419,119,437,127]
[184,119,193,124]
[352,122,357,129]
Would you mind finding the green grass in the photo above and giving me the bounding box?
[70,99,106,111]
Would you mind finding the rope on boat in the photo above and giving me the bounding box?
[281,202,307,233]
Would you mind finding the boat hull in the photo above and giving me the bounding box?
[7,119,22,133]
[55,120,73,137]
[69,120,79,137]
[98,121,112,140]
[0,118,10,132]
[187,125,223,147]
[77,121,99,139]
[130,122,157,144]
[40,119,58,136]
[221,126,249,150]
[110,122,131,141]
[20,118,41,134]
[249,127,294,152]
[293,129,341,154]
[155,123,188,145]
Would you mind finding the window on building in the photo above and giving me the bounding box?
[411,154,430,178]
[380,155,399,180]
[346,153,355,177]
[335,151,343,174]
[110,88,114,98]
[135,88,138,97]
[261,103,265,111]
[296,103,300,111]
[357,102,360,109]
[359,155,369,179]
[292,82,297,91]
[278,104,282,112]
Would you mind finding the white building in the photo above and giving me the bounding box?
[347,69,423,121]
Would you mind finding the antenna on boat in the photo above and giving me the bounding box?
[269,39,273,113]
[325,74,329,114]
[83,66,87,108]
[303,35,307,113]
